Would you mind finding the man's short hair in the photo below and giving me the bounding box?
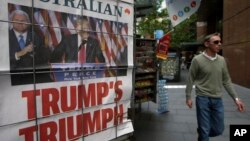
[76,16,88,24]
[203,32,221,43]
[9,9,30,23]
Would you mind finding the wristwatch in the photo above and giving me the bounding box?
[235,98,240,102]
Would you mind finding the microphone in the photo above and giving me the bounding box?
[78,40,87,51]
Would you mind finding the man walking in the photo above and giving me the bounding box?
[185,33,245,141]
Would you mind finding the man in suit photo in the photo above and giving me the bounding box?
[9,9,51,85]
[50,16,105,64]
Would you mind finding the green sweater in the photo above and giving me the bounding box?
[185,53,238,100]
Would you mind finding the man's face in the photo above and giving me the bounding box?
[12,13,29,33]
[206,35,222,53]
[76,20,89,40]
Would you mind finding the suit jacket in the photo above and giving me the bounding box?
[9,29,50,71]
[50,34,105,63]
[9,29,51,85]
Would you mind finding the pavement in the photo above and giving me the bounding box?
[132,69,250,141]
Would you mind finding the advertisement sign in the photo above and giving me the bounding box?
[0,0,134,140]
[160,53,179,80]
[156,33,171,60]
[166,0,201,27]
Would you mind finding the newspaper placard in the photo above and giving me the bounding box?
[0,0,134,140]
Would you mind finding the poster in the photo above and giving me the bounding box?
[160,53,179,80]
[0,0,134,140]
[165,0,201,27]
[156,33,170,60]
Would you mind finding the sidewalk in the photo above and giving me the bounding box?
[133,69,250,141]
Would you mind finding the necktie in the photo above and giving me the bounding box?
[19,35,25,49]
[78,40,87,64]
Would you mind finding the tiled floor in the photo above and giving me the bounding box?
[132,69,250,141]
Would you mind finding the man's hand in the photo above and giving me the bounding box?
[186,99,193,109]
[235,98,245,112]
[16,43,33,58]
[23,43,33,54]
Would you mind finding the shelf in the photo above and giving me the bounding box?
[135,72,156,75]
[135,97,153,104]
[135,75,155,81]
[136,51,155,54]
[135,84,155,89]
[134,38,157,104]
[135,38,156,41]
[136,70,156,74]
[136,48,154,52]
[136,56,153,59]
[135,92,155,97]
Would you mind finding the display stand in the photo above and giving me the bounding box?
[157,79,169,113]
[134,38,157,111]
[160,51,181,82]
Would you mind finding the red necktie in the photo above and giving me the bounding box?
[78,40,87,64]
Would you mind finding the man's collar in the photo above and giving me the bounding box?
[202,51,217,61]
[14,30,27,38]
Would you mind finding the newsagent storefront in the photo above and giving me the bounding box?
[0,0,134,140]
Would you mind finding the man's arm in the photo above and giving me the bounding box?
[222,58,245,112]
[185,58,198,108]
[92,37,105,63]
[235,98,245,112]
[50,37,66,63]
[33,32,51,67]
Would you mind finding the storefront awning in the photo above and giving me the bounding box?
[180,42,202,51]
[135,0,155,17]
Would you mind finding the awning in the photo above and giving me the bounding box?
[180,42,203,51]
[135,0,155,18]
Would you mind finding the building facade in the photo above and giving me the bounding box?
[223,0,250,88]
[197,0,250,88]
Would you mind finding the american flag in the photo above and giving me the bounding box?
[8,4,21,14]
[9,4,128,67]
[92,18,128,67]
[33,9,51,48]
[62,13,77,36]
[47,10,62,48]
[33,8,63,50]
